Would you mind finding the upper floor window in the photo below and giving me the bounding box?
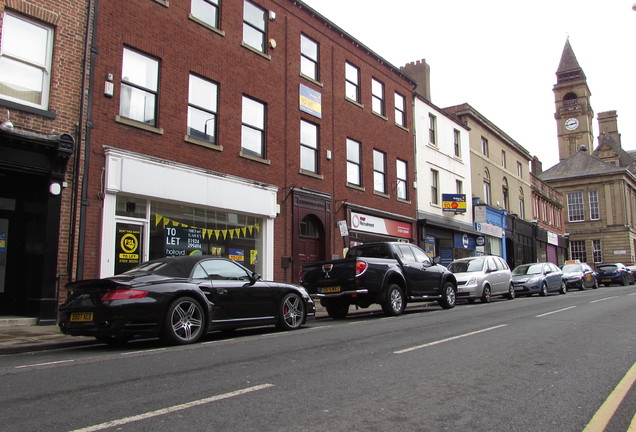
[396,159,408,200]
[589,191,599,220]
[481,137,489,157]
[456,180,463,194]
[502,178,509,211]
[373,149,386,194]
[428,114,437,144]
[570,240,586,263]
[394,92,406,127]
[567,192,584,222]
[241,95,266,158]
[483,169,491,205]
[120,47,159,126]
[243,1,266,53]
[0,12,54,109]
[371,78,385,116]
[518,188,525,219]
[453,129,461,157]
[300,119,319,173]
[187,74,218,143]
[346,138,361,186]
[345,62,360,103]
[501,150,506,168]
[191,0,220,29]
[431,169,439,205]
[517,161,523,177]
[300,34,319,81]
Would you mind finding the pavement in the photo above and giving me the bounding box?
[0,303,420,355]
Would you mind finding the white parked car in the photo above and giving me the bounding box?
[447,256,514,303]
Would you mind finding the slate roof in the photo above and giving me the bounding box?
[556,39,586,81]
[593,132,636,171]
[539,148,625,182]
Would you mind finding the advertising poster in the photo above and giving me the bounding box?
[229,248,245,263]
[115,223,142,274]
[165,226,203,257]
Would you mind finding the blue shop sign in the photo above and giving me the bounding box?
[454,233,476,250]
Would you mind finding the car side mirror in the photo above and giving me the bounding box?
[433,256,441,264]
[249,272,262,285]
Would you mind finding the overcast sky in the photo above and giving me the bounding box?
[301,0,636,169]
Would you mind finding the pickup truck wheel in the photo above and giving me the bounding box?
[438,282,456,309]
[382,284,405,316]
[326,300,349,320]
[481,285,492,303]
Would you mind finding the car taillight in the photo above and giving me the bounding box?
[355,260,368,277]
[298,268,303,283]
[101,289,148,301]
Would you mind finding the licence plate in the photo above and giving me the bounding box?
[70,312,93,322]
[319,286,341,294]
[602,279,611,283]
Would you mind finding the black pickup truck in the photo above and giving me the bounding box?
[299,242,457,319]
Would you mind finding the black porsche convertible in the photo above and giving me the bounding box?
[58,256,315,345]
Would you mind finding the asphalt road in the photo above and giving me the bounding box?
[1,286,635,432]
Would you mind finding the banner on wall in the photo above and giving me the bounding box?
[442,194,467,213]
[350,211,412,239]
[115,223,142,274]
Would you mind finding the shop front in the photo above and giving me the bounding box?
[343,204,414,254]
[505,215,535,268]
[99,148,278,279]
[0,126,73,322]
[418,211,479,266]
[473,204,506,258]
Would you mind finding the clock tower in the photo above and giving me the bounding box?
[553,39,594,161]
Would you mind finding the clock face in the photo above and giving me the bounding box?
[565,118,579,131]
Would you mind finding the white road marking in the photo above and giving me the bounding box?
[535,306,577,318]
[590,296,618,303]
[15,359,75,369]
[394,324,508,354]
[67,383,275,432]
[120,348,166,355]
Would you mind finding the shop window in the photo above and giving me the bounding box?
[0,12,53,110]
[149,200,263,274]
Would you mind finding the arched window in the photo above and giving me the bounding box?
[299,215,321,238]
[518,188,525,219]
[502,177,509,210]
[483,169,491,205]
[563,92,578,106]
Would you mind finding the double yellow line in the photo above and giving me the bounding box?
[583,361,636,431]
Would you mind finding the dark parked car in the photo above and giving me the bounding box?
[596,263,635,286]
[561,261,598,290]
[512,262,566,296]
[59,256,315,345]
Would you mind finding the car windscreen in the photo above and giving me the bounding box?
[597,265,618,271]
[448,258,485,273]
[513,264,543,275]
[562,264,582,273]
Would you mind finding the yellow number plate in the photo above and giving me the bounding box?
[320,286,341,294]
[70,312,94,322]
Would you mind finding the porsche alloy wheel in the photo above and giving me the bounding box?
[276,293,306,330]
[162,296,205,345]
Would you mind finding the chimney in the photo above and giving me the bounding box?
[597,111,621,147]
[531,156,543,175]
[400,59,431,101]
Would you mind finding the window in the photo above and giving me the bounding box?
[345,62,360,103]
[396,159,407,200]
[0,12,54,109]
[481,137,489,157]
[371,78,385,115]
[243,1,266,53]
[518,188,525,219]
[120,48,159,126]
[453,129,461,157]
[431,169,439,205]
[483,169,491,205]
[501,150,506,168]
[346,138,361,186]
[394,92,406,127]
[241,96,266,157]
[502,177,509,210]
[567,192,584,222]
[300,119,319,173]
[570,240,586,263]
[373,149,386,194]
[428,114,437,144]
[191,0,220,28]
[300,215,320,238]
[300,34,319,81]
[592,240,602,263]
[517,161,523,177]
[187,74,218,143]
[456,180,463,194]
[589,191,599,220]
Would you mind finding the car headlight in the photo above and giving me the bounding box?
[467,277,479,285]
[527,277,541,284]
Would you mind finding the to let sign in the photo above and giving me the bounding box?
[442,194,466,213]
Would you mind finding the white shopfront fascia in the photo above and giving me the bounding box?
[100,148,278,279]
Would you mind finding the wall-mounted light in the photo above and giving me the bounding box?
[49,182,62,196]
[268,38,277,49]
[269,10,276,20]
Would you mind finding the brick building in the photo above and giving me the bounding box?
[0,0,90,322]
[76,0,416,287]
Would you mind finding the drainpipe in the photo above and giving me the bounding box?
[76,0,100,281]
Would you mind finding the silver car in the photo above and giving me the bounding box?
[448,256,514,303]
